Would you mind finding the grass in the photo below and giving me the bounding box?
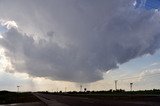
[0,91,40,104]
[36,89,160,102]
[1,89,159,104]
[39,89,160,102]
[42,89,160,96]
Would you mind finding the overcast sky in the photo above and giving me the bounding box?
[0,0,160,91]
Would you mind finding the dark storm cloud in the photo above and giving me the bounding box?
[0,0,160,82]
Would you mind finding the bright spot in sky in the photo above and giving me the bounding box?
[0,19,18,29]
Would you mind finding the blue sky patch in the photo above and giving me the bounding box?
[135,0,160,10]
[0,25,7,33]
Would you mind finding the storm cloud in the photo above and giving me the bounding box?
[0,0,160,82]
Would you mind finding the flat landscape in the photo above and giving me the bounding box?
[1,90,160,106]
[34,93,160,106]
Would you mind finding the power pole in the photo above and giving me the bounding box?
[17,86,20,92]
[57,88,58,92]
[115,80,118,90]
[65,87,67,92]
[130,83,133,91]
[80,85,82,92]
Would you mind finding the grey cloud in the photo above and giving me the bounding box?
[0,0,160,82]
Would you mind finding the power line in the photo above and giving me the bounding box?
[113,72,160,90]
[118,72,160,81]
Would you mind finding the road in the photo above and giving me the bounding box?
[33,93,160,106]
[0,102,44,106]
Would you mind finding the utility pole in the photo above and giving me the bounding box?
[80,85,82,92]
[130,83,133,91]
[115,80,118,90]
[65,87,67,92]
[17,86,20,92]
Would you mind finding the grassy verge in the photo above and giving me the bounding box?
[0,91,40,104]
[39,89,160,102]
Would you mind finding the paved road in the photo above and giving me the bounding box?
[33,93,67,106]
[33,93,160,106]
